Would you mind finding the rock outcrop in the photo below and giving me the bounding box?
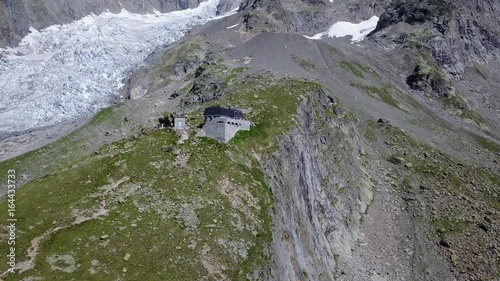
[238,0,390,35]
[263,93,373,280]
[406,64,455,98]
[184,62,225,105]
[370,0,500,74]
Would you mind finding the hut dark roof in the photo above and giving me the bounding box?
[204,106,243,120]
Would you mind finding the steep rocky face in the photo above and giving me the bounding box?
[263,95,373,280]
[0,0,241,48]
[370,0,500,75]
[238,0,390,35]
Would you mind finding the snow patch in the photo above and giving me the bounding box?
[226,23,240,29]
[304,16,379,42]
[0,0,228,134]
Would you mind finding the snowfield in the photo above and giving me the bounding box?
[0,0,223,135]
[304,16,379,42]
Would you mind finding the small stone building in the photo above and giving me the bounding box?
[174,115,187,131]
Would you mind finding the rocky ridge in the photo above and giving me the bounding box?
[370,0,500,75]
[238,0,390,35]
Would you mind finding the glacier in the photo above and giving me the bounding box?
[0,0,225,135]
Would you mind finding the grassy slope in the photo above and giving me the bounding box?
[0,105,126,189]
[0,71,323,280]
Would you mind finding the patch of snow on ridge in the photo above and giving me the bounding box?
[226,23,240,29]
[304,16,379,42]
[0,0,223,134]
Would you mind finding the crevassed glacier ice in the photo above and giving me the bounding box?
[0,0,222,134]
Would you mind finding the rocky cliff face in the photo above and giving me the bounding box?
[263,94,373,280]
[0,0,241,48]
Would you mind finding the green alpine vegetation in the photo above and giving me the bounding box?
[0,73,324,280]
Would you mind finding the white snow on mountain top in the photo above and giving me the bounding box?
[0,0,225,134]
[304,16,379,42]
